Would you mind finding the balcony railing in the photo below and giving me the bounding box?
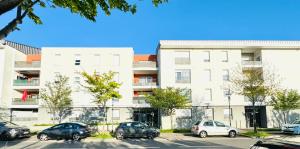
[13,79,40,86]
[133,82,157,86]
[133,61,157,68]
[242,61,262,66]
[175,58,190,65]
[133,97,148,104]
[12,98,39,105]
[15,61,41,68]
[175,79,191,84]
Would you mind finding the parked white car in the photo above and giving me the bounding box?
[281,120,300,134]
[191,120,239,138]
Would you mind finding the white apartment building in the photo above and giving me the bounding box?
[1,40,300,129]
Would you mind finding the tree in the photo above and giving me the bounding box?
[230,67,279,133]
[145,87,190,129]
[40,74,72,124]
[81,71,121,127]
[270,89,300,124]
[0,0,167,39]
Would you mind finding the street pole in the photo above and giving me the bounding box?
[227,90,232,126]
[111,99,114,133]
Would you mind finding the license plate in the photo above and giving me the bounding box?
[23,131,29,134]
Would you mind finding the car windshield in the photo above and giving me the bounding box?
[194,121,201,125]
[292,120,300,124]
[1,122,18,127]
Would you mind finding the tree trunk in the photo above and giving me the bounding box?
[252,102,257,133]
[0,0,23,16]
[283,111,287,124]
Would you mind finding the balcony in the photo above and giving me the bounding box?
[242,61,262,68]
[133,61,156,68]
[133,96,150,107]
[175,58,190,65]
[13,79,40,86]
[133,82,158,90]
[12,98,39,105]
[15,61,41,69]
[133,61,158,73]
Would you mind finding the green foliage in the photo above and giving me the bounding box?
[160,129,190,133]
[145,87,191,115]
[33,123,55,126]
[271,90,300,111]
[91,132,113,139]
[40,74,72,124]
[270,89,300,123]
[81,71,122,107]
[240,131,270,138]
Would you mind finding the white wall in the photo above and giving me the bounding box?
[40,47,134,108]
[0,49,4,100]
[159,49,245,107]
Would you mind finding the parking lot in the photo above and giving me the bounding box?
[0,134,257,149]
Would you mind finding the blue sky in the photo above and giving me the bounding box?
[1,0,300,54]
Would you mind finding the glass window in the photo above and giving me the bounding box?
[204,69,211,81]
[175,69,191,83]
[203,120,214,126]
[64,123,73,129]
[223,69,229,81]
[203,51,210,62]
[112,54,120,66]
[52,124,64,129]
[221,51,228,62]
[223,89,230,97]
[215,121,225,127]
[175,51,190,64]
[114,72,119,83]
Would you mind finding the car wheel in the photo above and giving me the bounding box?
[199,131,207,138]
[39,134,48,141]
[116,132,124,140]
[229,130,237,138]
[148,133,154,140]
[72,133,81,141]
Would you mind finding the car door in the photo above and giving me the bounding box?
[48,124,64,139]
[134,122,146,138]
[61,123,74,139]
[214,121,228,135]
[131,122,141,137]
[202,120,216,135]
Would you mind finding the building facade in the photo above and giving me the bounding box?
[1,40,300,129]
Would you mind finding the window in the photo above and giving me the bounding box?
[175,51,190,64]
[221,51,228,62]
[55,53,61,56]
[215,121,225,127]
[181,89,192,101]
[175,109,192,118]
[204,109,214,119]
[224,108,233,119]
[175,69,191,83]
[223,89,230,98]
[74,77,80,91]
[74,54,81,66]
[204,89,212,101]
[203,69,211,81]
[203,120,214,126]
[112,54,120,66]
[112,109,120,120]
[203,51,210,62]
[222,69,229,81]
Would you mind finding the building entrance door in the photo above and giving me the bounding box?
[244,106,267,128]
[133,108,159,128]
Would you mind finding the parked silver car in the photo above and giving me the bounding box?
[281,120,300,133]
[191,120,239,138]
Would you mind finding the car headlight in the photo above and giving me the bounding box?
[9,129,17,135]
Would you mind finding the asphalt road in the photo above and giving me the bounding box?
[0,136,257,149]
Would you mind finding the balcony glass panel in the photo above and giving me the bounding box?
[12,98,39,105]
[13,79,40,86]
[15,61,41,68]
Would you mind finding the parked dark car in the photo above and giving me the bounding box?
[37,122,91,141]
[0,121,30,140]
[115,122,160,139]
[250,136,300,149]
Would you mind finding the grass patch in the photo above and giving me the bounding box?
[33,124,55,126]
[90,132,113,139]
[160,129,191,133]
[257,128,281,131]
[240,131,270,138]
